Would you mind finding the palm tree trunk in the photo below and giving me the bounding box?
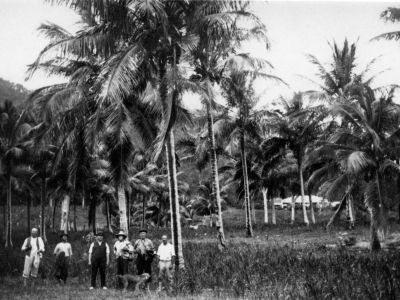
[60,195,70,234]
[299,163,309,226]
[309,193,316,225]
[205,79,225,242]
[142,194,146,228]
[375,170,388,240]
[291,195,295,225]
[5,173,12,247]
[91,194,96,234]
[166,131,185,269]
[127,192,130,229]
[271,195,276,225]
[52,197,57,232]
[73,197,77,231]
[105,196,111,232]
[40,175,47,242]
[326,194,347,230]
[262,188,268,224]
[348,194,355,229]
[240,123,252,237]
[368,205,381,251]
[117,186,128,233]
[27,196,31,237]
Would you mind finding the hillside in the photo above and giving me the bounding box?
[0,77,29,106]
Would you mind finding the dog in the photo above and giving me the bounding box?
[117,273,150,293]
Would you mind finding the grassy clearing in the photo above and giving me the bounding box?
[1,206,400,299]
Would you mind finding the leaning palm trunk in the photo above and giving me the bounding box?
[299,164,309,226]
[105,196,112,232]
[117,186,128,233]
[291,195,295,225]
[240,116,252,236]
[60,195,70,234]
[5,173,12,247]
[40,175,47,242]
[205,79,225,242]
[347,194,355,229]
[166,131,185,268]
[308,193,316,225]
[262,188,268,224]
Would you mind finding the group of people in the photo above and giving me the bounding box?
[21,227,175,292]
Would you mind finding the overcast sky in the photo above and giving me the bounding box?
[1,0,400,108]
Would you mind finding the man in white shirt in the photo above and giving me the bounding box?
[88,231,110,290]
[53,233,72,283]
[21,227,45,286]
[156,235,175,291]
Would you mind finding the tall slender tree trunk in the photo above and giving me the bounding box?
[81,195,85,208]
[240,124,252,237]
[5,173,12,247]
[117,186,128,233]
[142,194,146,228]
[60,195,70,234]
[127,192,130,229]
[348,194,355,229]
[105,196,111,232]
[262,188,268,224]
[299,162,309,226]
[49,196,53,208]
[73,196,77,232]
[27,196,31,237]
[375,170,388,240]
[2,192,6,240]
[52,197,57,232]
[369,204,381,251]
[40,175,47,242]
[205,78,225,242]
[308,193,316,225]
[166,131,185,269]
[291,195,295,225]
[91,194,96,234]
[271,195,276,225]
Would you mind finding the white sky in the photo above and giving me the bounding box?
[1,0,400,109]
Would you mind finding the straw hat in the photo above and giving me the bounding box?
[115,230,127,238]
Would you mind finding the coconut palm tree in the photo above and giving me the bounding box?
[374,7,400,42]
[311,85,400,250]
[0,101,32,247]
[263,94,326,226]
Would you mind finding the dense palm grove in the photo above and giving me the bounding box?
[2,1,400,269]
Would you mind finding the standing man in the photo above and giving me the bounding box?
[88,231,110,290]
[113,230,133,276]
[133,229,154,290]
[156,235,175,292]
[53,233,72,284]
[21,227,45,286]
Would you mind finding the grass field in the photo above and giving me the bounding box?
[1,206,400,299]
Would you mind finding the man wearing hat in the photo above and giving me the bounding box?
[53,233,73,283]
[88,231,110,290]
[113,230,133,276]
[21,227,45,286]
[133,229,154,290]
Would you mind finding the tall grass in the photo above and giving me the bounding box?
[1,230,399,299]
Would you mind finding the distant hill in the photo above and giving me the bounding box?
[0,77,29,106]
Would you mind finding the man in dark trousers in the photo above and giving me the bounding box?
[88,231,110,290]
[133,229,154,291]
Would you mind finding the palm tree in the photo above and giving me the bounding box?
[312,85,400,250]
[374,7,400,42]
[0,101,32,247]
[189,0,269,241]
[263,94,326,226]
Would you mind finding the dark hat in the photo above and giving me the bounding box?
[138,228,147,233]
[95,231,104,236]
[60,232,69,239]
